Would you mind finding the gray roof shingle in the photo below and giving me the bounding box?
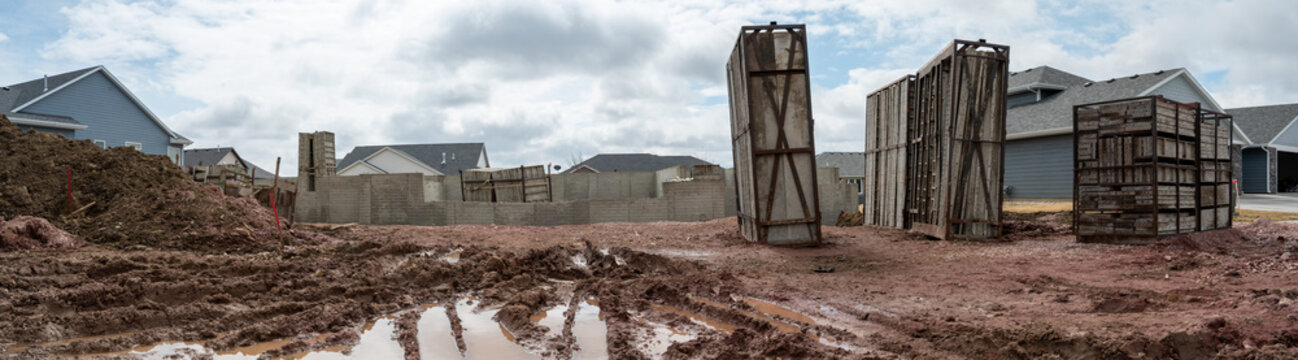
[815,152,864,178]
[1008,66,1092,91]
[183,147,276,179]
[338,143,486,175]
[1007,68,1182,135]
[564,153,711,173]
[1226,104,1298,145]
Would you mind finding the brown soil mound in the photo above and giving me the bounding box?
[835,211,863,227]
[0,216,80,251]
[0,115,310,251]
[1002,220,1072,242]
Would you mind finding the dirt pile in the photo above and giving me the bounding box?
[0,216,80,251]
[0,115,312,251]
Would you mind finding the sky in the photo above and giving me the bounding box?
[2,0,1297,172]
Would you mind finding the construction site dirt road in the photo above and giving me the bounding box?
[3,116,1298,359]
[3,213,1298,359]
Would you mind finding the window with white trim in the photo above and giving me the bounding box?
[125,142,143,151]
[93,140,106,149]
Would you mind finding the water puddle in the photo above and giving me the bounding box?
[421,298,537,359]
[298,318,404,359]
[648,303,739,333]
[738,297,817,325]
[4,330,147,356]
[647,295,849,351]
[570,300,608,359]
[440,249,463,264]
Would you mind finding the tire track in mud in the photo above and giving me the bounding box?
[0,241,849,359]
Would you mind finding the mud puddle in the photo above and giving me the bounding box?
[55,319,402,359]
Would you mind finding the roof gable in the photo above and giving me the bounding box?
[2,66,189,144]
[1226,103,1298,145]
[337,143,486,175]
[564,153,712,173]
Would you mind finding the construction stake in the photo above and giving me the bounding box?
[272,157,282,239]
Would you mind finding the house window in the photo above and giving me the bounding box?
[125,141,143,151]
[93,140,106,149]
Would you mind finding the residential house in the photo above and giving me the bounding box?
[183,147,275,180]
[563,153,711,174]
[0,66,191,163]
[1224,104,1298,193]
[815,152,865,199]
[1002,66,1248,198]
[337,143,488,176]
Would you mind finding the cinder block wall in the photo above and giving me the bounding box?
[295,168,852,227]
[816,167,861,225]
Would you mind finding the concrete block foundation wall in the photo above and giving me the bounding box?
[296,167,856,227]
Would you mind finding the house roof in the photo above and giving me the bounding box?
[1007,68,1183,135]
[563,153,711,173]
[1226,103,1298,145]
[1008,66,1091,92]
[815,152,864,178]
[0,66,100,113]
[183,147,275,179]
[338,143,486,175]
[1,66,190,144]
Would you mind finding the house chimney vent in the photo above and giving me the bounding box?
[43,75,48,91]
[441,152,446,165]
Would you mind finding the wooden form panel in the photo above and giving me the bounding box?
[1073,96,1235,243]
[726,23,821,246]
[907,40,1009,240]
[863,76,912,228]
[461,166,552,203]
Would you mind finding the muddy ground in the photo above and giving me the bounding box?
[2,214,1298,359]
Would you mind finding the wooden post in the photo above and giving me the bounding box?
[272,157,281,239]
[66,167,73,214]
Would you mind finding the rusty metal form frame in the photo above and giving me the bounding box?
[1197,108,1236,231]
[907,39,1009,240]
[727,22,822,245]
[1073,95,1228,244]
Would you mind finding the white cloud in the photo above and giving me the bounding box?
[35,0,1298,171]
[0,32,9,42]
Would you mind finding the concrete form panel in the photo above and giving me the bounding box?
[727,23,822,246]
[863,76,912,228]
[1073,96,1236,243]
[908,40,1009,240]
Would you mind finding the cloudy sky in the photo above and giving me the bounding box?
[2,0,1297,171]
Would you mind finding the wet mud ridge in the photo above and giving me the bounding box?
[0,241,852,359]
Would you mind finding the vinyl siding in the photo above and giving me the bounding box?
[1272,118,1298,147]
[1007,92,1037,108]
[1242,148,1271,193]
[1004,134,1074,198]
[1151,75,1218,111]
[21,72,172,156]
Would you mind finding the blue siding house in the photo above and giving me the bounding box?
[1001,66,1247,199]
[0,66,190,163]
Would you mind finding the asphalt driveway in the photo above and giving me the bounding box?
[1239,193,1298,212]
